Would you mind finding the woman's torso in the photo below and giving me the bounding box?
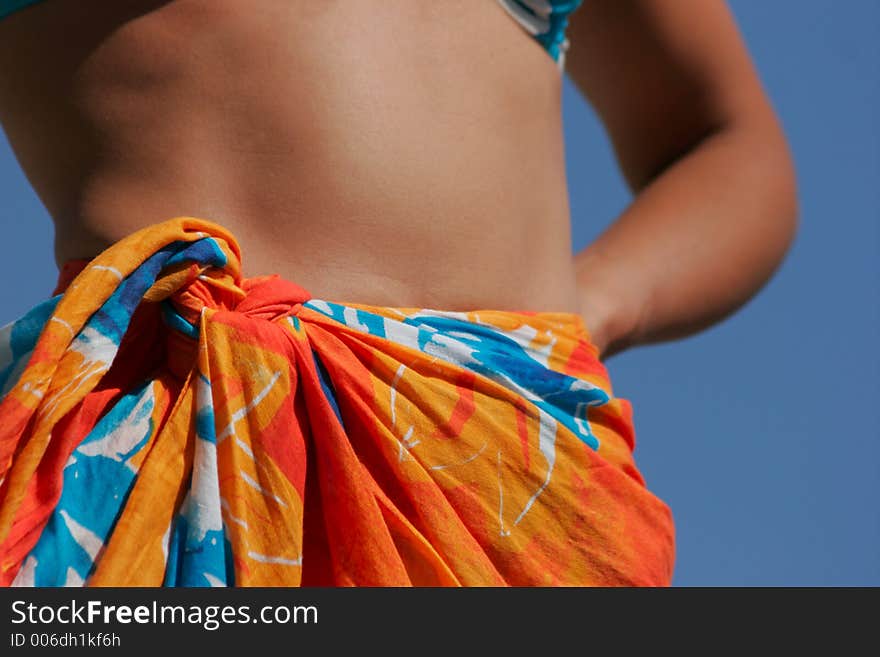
[0,0,582,312]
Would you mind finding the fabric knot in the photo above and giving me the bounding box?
[67,217,314,337]
[49,216,314,374]
[161,267,313,339]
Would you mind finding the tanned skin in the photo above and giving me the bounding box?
[567,0,797,356]
[0,0,795,359]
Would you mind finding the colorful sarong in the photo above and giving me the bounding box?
[0,217,674,586]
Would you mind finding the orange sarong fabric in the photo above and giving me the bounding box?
[0,217,674,586]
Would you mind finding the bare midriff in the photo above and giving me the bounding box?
[0,0,583,313]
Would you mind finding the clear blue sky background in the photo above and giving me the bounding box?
[0,1,877,585]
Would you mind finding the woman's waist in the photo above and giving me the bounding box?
[54,199,584,316]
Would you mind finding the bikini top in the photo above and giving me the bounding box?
[497,0,584,68]
[0,0,584,69]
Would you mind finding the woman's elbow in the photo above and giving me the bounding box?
[738,111,800,267]
[764,123,799,264]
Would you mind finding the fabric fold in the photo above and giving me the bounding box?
[0,216,674,586]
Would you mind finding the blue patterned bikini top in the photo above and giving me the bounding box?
[0,0,584,69]
[497,0,584,68]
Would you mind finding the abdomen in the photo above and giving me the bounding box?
[0,0,581,312]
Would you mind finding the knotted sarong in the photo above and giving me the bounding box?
[0,217,674,586]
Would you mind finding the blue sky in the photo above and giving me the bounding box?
[1,1,877,585]
[563,1,879,585]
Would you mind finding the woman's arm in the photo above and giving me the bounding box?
[565,0,798,358]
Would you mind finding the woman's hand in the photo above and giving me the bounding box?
[576,250,644,360]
